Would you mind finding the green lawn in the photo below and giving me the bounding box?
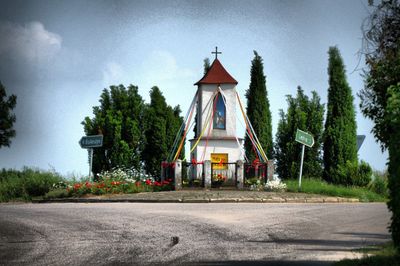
[284,178,387,202]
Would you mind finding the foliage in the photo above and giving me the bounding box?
[387,83,400,249]
[323,47,358,184]
[0,167,63,202]
[244,51,273,161]
[369,170,388,196]
[335,242,399,266]
[82,84,145,177]
[285,178,386,202]
[359,0,400,250]
[359,0,400,149]
[275,87,325,179]
[336,160,372,187]
[0,81,17,148]
[142,87,184,178]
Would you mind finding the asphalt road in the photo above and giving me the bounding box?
[0,203,390,266]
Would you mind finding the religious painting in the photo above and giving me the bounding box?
[211,153,228,170]
[213,92,226,129]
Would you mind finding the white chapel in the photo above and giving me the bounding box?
[190,53,244,166]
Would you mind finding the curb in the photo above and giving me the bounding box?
[32,197,360,204]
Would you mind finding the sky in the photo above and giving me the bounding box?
[0,0,388,177]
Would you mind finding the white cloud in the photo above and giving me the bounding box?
[102,62,125,86]
[0,21,62,62]
[142,50,195,82]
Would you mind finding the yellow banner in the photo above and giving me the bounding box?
[211,153,228,170]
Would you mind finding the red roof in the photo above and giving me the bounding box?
[194,59,238,85]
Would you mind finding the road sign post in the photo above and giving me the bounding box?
[79,135,103,178]
[295,129,314,190]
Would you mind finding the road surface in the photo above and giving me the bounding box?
[0,203,390,265]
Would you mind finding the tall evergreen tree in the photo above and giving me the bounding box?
[323,47,358,184]
[244,51,273,161]
[82,84,145,177]
[275,87,324,179]
[142,87,184,178]
[0,82,17,148]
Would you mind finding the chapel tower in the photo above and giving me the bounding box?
[190,49,244,165]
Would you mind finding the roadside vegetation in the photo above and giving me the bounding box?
[335,242,399,266]
[285,175,387,202]
[0,167,62,202]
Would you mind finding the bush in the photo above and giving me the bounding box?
[23,168,62,197]
[0,167,63,202]
[356,160,373,187]
[43,188,71,199]
[369,170,388,196]
[336,160,372,187]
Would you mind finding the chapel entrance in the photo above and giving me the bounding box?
[182,161,204,188]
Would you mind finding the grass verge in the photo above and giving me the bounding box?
[285,178,387,202]
[335,242,399,266]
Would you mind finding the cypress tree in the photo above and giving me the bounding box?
[323,47,358,184]
[275,87,324,179]
[244,51,273,161]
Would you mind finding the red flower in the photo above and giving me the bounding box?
[85,182,92,188]
[145,179,152,185]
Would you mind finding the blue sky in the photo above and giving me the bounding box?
[0,0,388,177]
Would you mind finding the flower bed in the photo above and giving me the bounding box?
[45,168,174,198]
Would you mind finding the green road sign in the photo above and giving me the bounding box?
[295,129,314,148]
[79,135,103,148]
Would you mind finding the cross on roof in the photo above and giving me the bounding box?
[212,46,222,60]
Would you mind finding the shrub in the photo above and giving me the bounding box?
[23,168,62,197]
[336,160,372,187]
[356,160,373,187]
[0,167,63,201]
[43,188,71,199]
[369,170,388,196]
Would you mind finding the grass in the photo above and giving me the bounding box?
[335,242,399,266]
[285,178,387,202]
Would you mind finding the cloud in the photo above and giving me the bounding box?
[0,21,62,62]
[142,50,195,82]
[102,62,125,86]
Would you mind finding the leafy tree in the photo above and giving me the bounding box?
[142,87,184,178]
[359,0,400,249]
[323,47,358,184]
[82,84,145,177]
[387,83,400,248]
[244,51,273,161]
[0,82,17,148]
[275,87,324,179]
[359,0,400,149]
